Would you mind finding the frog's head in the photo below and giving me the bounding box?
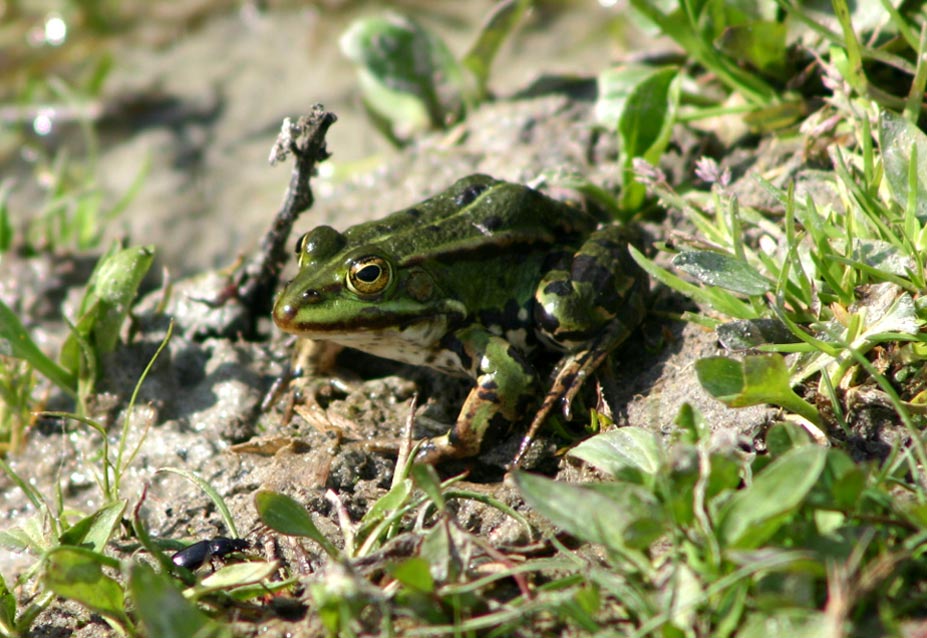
[273,224,460,343]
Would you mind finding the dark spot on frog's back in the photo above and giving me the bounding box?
[406,207,422,219]
[455,183,489,207]
[482,215,504,231]
[594,237,622,252]
[571,254,614,288]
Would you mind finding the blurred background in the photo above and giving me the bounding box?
[0,1,643,274]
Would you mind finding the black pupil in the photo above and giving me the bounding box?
[357,264,381,282]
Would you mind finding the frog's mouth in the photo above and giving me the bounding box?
[274,303,459,368]
[273,299,454,338]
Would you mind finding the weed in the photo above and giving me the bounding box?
[340,0,530,145]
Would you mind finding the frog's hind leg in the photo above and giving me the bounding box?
[514,226,648,467]
[534,225,646,351]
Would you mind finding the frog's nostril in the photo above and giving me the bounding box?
[301,289,322,304]
[277,303,297,321]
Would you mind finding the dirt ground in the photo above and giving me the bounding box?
[0,3,833,636]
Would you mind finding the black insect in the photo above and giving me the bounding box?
[171,536,249,570]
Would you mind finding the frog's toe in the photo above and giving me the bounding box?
[414,432,480,465]
[413,439,446,465]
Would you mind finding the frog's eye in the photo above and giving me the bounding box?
[294,233,309,254]
[347,256,391,296]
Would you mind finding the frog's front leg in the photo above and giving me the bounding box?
[416,325,538,463]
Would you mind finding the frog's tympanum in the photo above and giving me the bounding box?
[273,174,647,463]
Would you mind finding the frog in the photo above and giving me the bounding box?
[272,174,647,464]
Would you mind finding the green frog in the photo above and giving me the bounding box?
[272,174,647,464]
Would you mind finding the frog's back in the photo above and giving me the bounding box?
[344,175,597,264]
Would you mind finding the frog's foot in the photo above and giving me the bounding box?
[264,337,357,424]
[415,432,481,465]
[509,348,599,469]
[416,326,538,464]
[414,390,523,464]
[510,318,635,469]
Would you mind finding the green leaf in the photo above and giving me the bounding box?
[0,181,11,253]
[43,547,129,628]
[715,21,787,78]
[59,501,126,553]
[569,427,663,484]
[830,0,867,97]
[129,562,227,638]
[618,66,680,210]
[595,64,669,128]
[807,448,866,510]
[619,66,680,163]
[0,514,49,554]
[854,286,919,342]
[879,109,927,222]
[254,490,338,557]
[764,421,811,457]
[630,245,759,319]
[717,445,827,548]
[740,99,807,132]
[663,444,699,526]
[199,561,278,593]
[390,557,435,594]
[515,472,664,553]
[673,251,771,296]
[628,0,777,105]
[695,355,820,425]
[360,478,412,525]
[340,13,467,140]
[157,467,239,539]
[674,402,710,445]
[83,244,155,352]
[419,521,458,584]
[411,463,445,510]
[0,299,77,394]
[59,244,154,376]
[695,356,747,401]
[716,318,797,350]
[310,564,365,634]
[461,0,528,98]
[0,572,15,633]
[852,239,916,277]
[661,563,701,629]
[705,450,745,499]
